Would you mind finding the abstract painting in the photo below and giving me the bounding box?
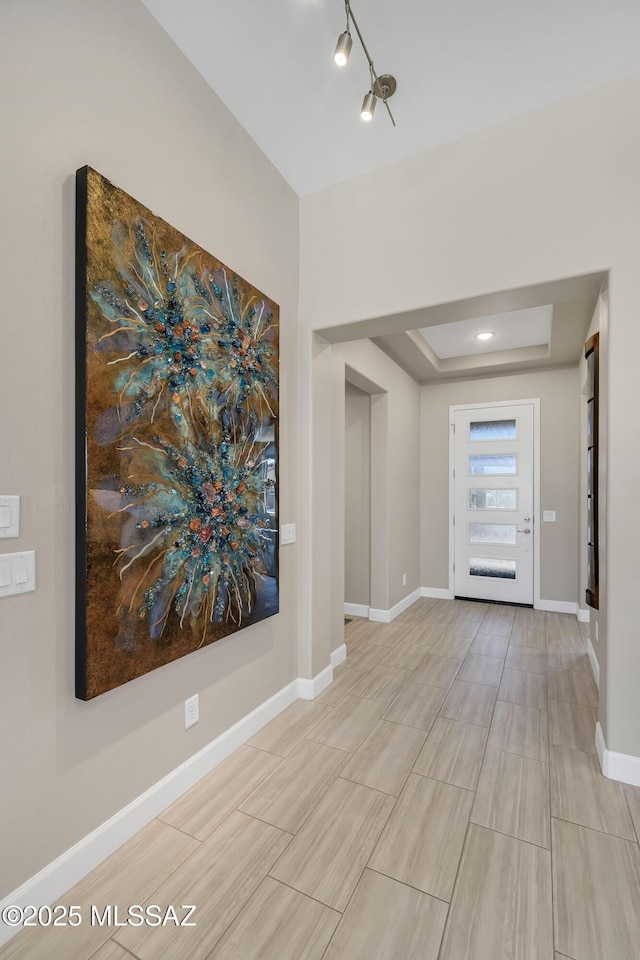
[75,167,279,699]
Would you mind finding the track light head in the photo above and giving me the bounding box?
[334,31,352,66]
[361,90,376,122]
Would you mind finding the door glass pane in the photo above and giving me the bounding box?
[469,557,517,580]
[469,523,517,545]
[469,454,517,475]
[586,352,595,396]
[469,418,517,440]
[468,488,518,510]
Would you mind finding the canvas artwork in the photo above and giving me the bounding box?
[75,167,279,699]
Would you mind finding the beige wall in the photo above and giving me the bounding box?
[301,73,640,757]
[0,0,299,898]
[420,369,580,602]
[3,0,639,904]
[327,341,421,652]
[344,383,371,607]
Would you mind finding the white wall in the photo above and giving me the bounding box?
[421,368,580,603]
[0,0,299,898]
[344,382,371,607]
[300,73,640,759]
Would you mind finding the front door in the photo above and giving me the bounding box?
[453,402,535,604]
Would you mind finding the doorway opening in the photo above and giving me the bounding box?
[344,379,372,617]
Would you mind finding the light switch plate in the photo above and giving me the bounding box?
[0,550,36,598]
[543,510,556,522]
[281,523,296,545]
[0,496,20,539]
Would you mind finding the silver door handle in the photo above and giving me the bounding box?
[517,528,531,534]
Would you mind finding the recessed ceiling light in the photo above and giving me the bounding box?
[475,332,494,341]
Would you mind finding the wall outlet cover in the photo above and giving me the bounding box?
[185,694,199,729]
[281,523,296,545]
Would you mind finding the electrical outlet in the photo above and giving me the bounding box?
[281,523,296,545]
[402,573,407,586]
[185,694,199,729]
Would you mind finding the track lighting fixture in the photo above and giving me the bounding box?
[334,30,352,66]
[333,0,397,126]
[360,90,376,122]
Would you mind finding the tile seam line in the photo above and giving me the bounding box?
[264,873,346,917]
[435,613,508,960]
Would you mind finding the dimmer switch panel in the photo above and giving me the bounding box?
[0,551,36,598]
[0,496,20,539]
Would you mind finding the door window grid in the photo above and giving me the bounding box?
[469,418,517,441]
[469,557,517,580]
[453,402,535,605]
[468,523,517,545]
[468,454,518,476]
[468,488,518,511]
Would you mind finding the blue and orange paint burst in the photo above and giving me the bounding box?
[76,167,279,699]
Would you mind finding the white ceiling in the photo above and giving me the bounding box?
[142,0,640,195]
[419,306,551,359]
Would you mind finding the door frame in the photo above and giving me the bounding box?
[344,363,389,619]
[448,398,541,607]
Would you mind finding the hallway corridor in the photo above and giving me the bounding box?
[2,598,639,960]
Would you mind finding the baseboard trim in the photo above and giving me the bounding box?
[577,607,591,623]
[369,587,422,624]
[0,666,332,947]
[421,586,454,600]
[344,602,369,618]
[595,720,606,770]
[368,608,389,623]
[536,599,578,616]
[298,665,333,700]
[587,636,600,689]
[595,721,640,787]
[331,644,347,669]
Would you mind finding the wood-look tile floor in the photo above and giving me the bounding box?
[3,598,640,960]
